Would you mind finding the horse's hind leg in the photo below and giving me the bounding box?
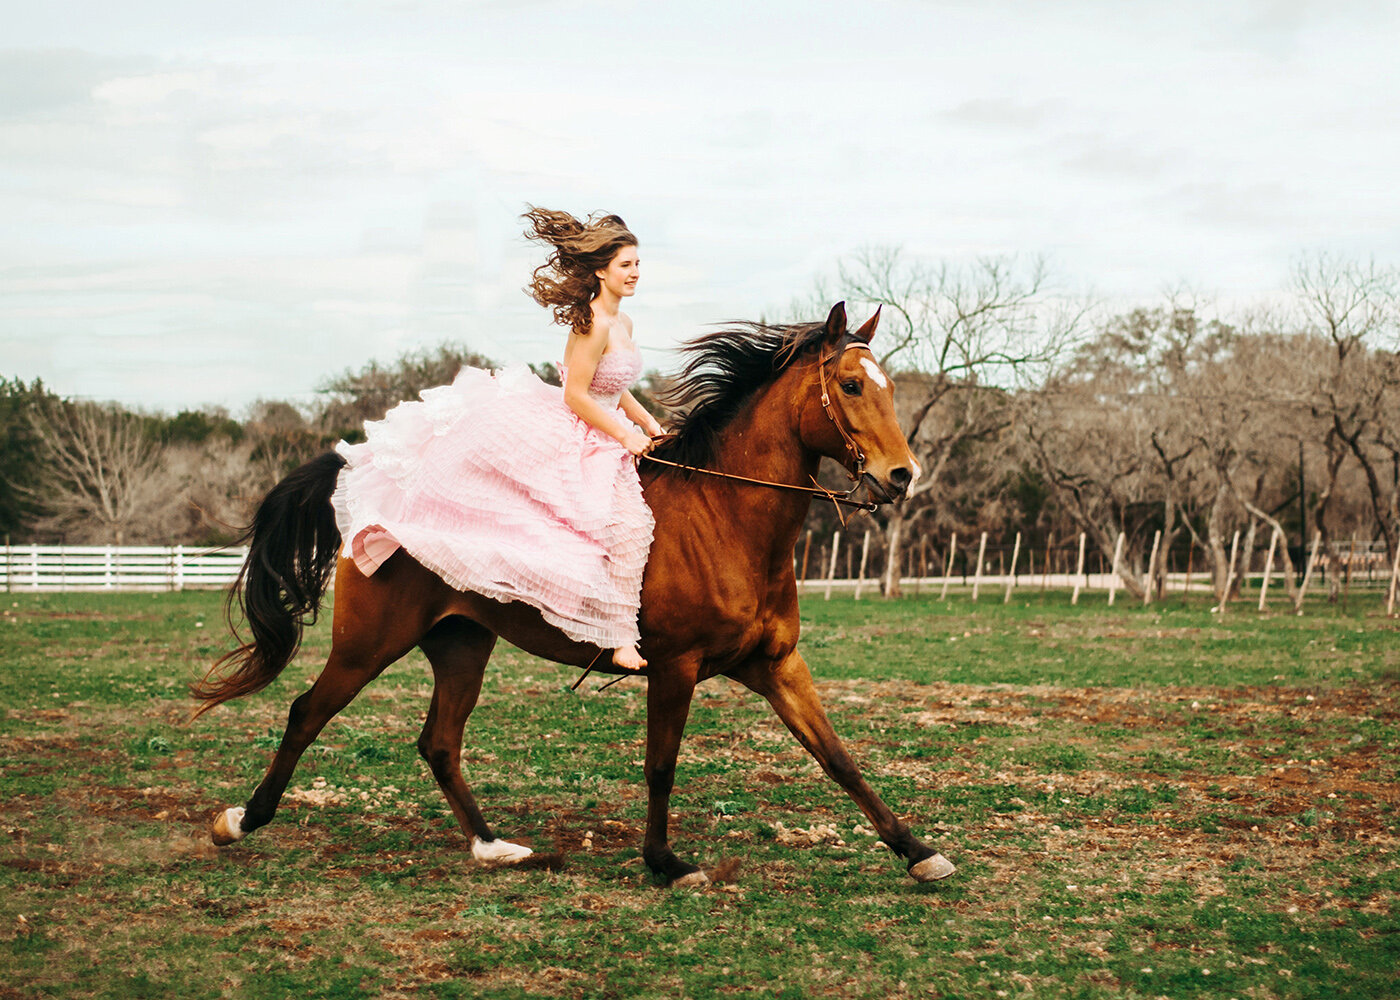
[212,635,411,845]
[416,618,531,864]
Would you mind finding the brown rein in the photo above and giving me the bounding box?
[639,452,878,511]
[637,342,879,513]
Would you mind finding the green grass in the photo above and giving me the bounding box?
[1,589,1397,998]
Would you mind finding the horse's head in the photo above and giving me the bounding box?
[802,302,920,504]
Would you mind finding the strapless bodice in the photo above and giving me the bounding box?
[560,347,642,409]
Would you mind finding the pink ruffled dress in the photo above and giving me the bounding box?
[331,349,656,648]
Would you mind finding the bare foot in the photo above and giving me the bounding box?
[612,644,647,672]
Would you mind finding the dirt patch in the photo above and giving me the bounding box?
[409,927,469,942]
[908,706,1040,728]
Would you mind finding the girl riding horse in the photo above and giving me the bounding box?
[197,214,954,886]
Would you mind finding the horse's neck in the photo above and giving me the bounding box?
[707,372,820,552]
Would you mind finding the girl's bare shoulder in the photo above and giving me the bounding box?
[569,321,608,361]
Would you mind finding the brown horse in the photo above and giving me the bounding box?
[198,302,955,886]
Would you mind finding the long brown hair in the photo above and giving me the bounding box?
[522,206,637,335]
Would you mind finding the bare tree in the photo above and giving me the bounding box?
[26,400,173,544]
[161,438,267,544]
[1023,301,1339,604]
[1021,307,1221,599]
[827,248,1084,596]
[239,400,325,492]
[1022,384,1157,598]
[1293,254,1400,565]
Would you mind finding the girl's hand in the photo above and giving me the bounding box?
[621,431,653,456]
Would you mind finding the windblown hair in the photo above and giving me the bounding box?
[522,206,637,335]
[651,319,837,472]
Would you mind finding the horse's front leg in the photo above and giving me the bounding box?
[641,661,706,886]
[732,650,955,883]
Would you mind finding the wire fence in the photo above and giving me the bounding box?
[793,528,1400,612]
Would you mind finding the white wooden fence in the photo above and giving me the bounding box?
[1,545,249,592]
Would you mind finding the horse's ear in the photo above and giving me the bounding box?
[853,305,881,343]
[824,302,848,344]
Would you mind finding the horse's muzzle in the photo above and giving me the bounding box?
[862,469,912,504]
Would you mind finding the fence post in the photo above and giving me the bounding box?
[1143,530,1161,607]
[1295,530,1321,615]
[1259,528,1279,612]
[971,532,988,601]
[1386,541,1400,616]
[1003,532,1021,604]
[824,531,842,601]
[3,534,8,594]
[176,544,186,592]
[1343,533,1356,610]
[1219,529,1241,613]
[854,531,872,600]
[940,533,957,601]
[1071,532,1087,605]
[1107,531,1125,606]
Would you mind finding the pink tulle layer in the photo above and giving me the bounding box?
[331,353,655,648]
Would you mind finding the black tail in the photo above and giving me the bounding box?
[192,452,347,717]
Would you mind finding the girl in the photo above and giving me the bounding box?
[331,208,662,672]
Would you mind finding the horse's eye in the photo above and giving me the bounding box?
[840,380,862,396]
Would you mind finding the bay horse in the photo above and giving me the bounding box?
[198,302,955,886]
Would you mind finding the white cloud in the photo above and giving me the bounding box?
[2,0,1400,411]
[92,70,213,108]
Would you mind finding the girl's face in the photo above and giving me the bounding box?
[596,245,640,299]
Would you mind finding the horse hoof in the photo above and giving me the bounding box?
[909,853,956,882]
[211,807,246,846]
[472,836,534,864]
[673,869,710,888]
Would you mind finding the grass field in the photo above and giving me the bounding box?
[1,589,1397,999]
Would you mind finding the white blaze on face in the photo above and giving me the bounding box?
[859,356,888,389]
[910,458,923,483]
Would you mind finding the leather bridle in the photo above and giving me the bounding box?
[817,340,874,483]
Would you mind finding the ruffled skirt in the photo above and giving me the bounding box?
[331,366,655,647]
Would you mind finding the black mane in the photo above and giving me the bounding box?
[649,320,835,472]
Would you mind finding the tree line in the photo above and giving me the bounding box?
[5,252,1396,605]
[797,250,1399,603]
[1,345,499,546]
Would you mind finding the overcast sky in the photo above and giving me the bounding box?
[4,0,1399,413]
